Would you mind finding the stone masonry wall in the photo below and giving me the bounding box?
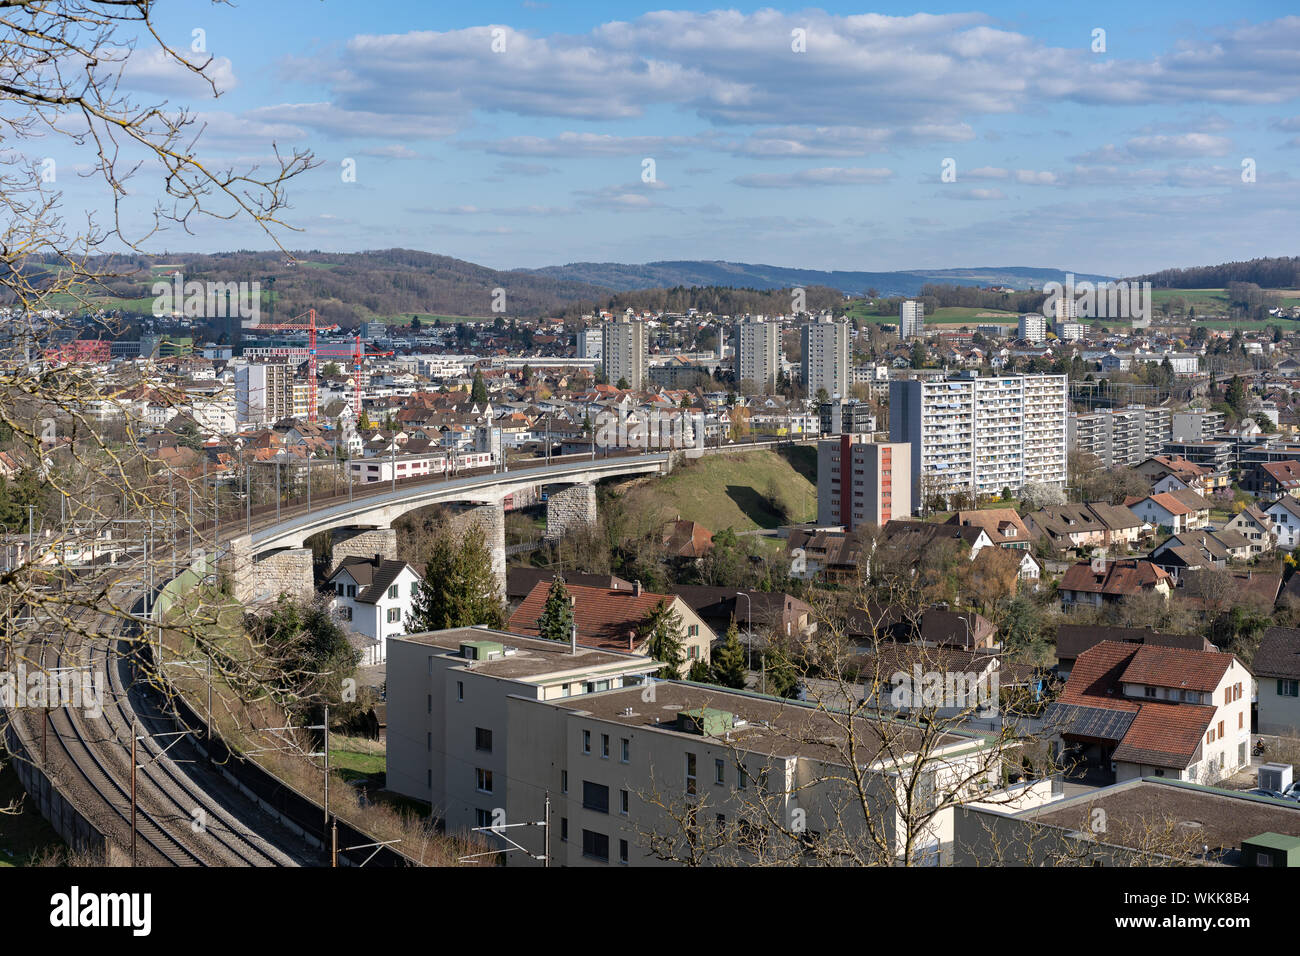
[545,483,597,540]
[331,528,398,565]
[448,502,506,599]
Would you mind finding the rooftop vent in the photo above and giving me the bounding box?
[677,708,735,737]
[460,640,504,661]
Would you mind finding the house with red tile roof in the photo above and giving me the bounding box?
[509,580,715,668]
[1058,558,1172,610]
[1125,489,1211,534]
[1048,640,1252,784]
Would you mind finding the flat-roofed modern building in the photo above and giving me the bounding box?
[503,680,1017,867]
[602,315,648,388]
[899,300,925,340]
[817,434,911,530]
[736,318,780,392]
[385,627,662,838]
[1068,405,1172,469]
[800,316,850,400]
[890,373,1068,504]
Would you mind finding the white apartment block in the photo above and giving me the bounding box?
[801,317,850,400]
[899,300,925,340]
[602,315,648,388]
[817,435,911,530]
[1056,322,1085,342]
[235,362,292,425]
[890,374,1068,503]
[736,319,780,391]
[385,627,662,839]
[1017,314,1047,344]
[577,327,603,363]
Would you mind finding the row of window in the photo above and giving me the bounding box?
[582,730,630,762]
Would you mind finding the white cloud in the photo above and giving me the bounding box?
[733,166,893,188]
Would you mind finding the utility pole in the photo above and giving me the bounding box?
[323,703,330,831]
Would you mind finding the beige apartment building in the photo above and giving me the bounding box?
[504,682,1011,867]
[602,314,648,389]
[385,627,662,838]
[736,318,781,392]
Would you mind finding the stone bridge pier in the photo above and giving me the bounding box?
[545,483,597,540]
[222,534,314,605]
[330,527,399,565]
[446,501,506,599]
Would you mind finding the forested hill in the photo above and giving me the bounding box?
[1129,257,1300,289]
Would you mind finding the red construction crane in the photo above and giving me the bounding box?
[245,309,393,422]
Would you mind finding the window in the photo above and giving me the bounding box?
[620,738,630,763]
[426,732,431,752]
[561,770,568,794]
[346,584,356,598]
[410,581,419,598]
[715,758,725,785]
[1207,728,1216,744]
[583,781,610,814]
[1218,720,1225,738]
[1281,679,1299,698]
[476,768,493,794]
[1224,688,1231,706]
[475,727,493,753]
[337,606,352,622]
[457,681,464,702]
[475,808,492,828]
[1239,712,1244,729]
[582,730,591,754]
[619,839,629,864]
[560,817,568,842]
[1144,686,1157,698]
[685,753,697,795]
[582,829,609,863]
[738,765,748,790]
[620,789,629,815]
[388,584,399,600]
[601,734,610,758]
[688,624,699,636]
[426,694,432,714]
[386,607,401,623]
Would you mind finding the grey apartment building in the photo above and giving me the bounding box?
[1068,405,1172,469]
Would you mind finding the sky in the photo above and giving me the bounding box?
[42,1,1300,276]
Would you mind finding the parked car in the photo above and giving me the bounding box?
[1247,788,1288,800]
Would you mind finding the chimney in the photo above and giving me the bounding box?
[633,580,643,597]
[570,620,578,656]
[375,553,383,565]
[629,630,635,651]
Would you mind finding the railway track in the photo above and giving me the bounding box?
[8,447,700,866]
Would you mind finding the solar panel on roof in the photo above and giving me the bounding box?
[1045,703,1135,742]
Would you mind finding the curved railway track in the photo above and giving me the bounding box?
[8,447,697,866]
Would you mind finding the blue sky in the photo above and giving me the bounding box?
[62,1,1300,276]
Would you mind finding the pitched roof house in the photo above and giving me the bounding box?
[1254,627,1300,734]
[1047,641,1252,784]
[1058,559,1172,609]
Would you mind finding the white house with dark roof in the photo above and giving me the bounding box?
[327,554,423,665]
[1254,627,1300,735]
[1265,496,1300,550]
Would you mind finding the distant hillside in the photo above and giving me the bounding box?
[1128,257,1300,290]
[37,249,614,327]
[522,261,1114,296]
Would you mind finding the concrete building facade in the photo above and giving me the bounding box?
[817,435,911,530]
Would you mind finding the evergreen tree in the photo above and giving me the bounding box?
[643,599,685,679]
[762,648,801,699]
[617,376,630,390]
[406,526,505,632]
[470,370,489,404]
[687,659,711,683]
[537,576,574,643]
[1226,375,1248,418]
[709,622,749,689]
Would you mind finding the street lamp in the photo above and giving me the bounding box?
[736,591,752,671]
